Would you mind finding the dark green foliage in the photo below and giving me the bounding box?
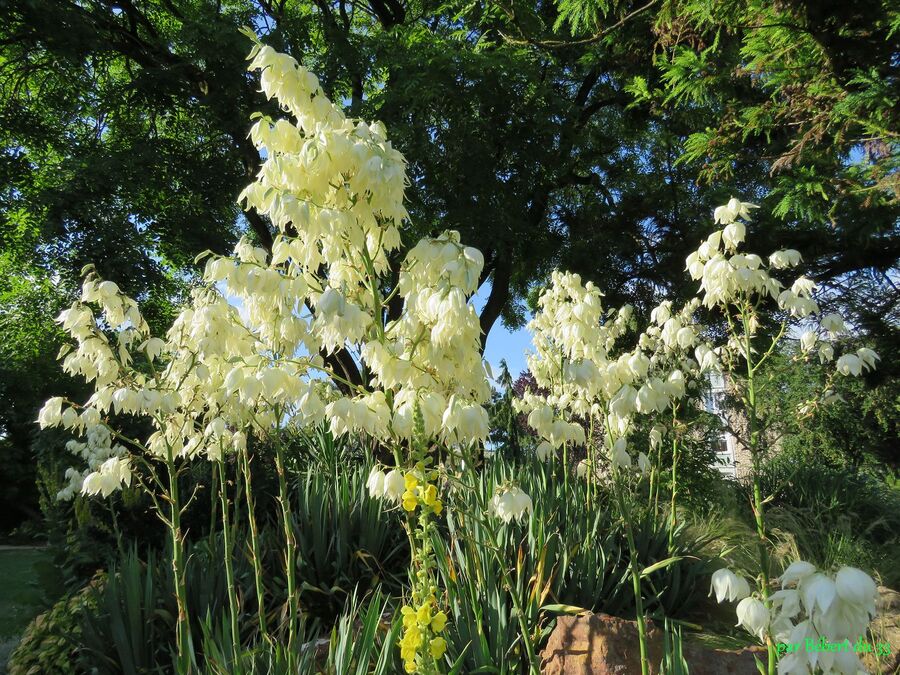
[195,589,402,674]
[437,458,715,672]
[319,590,403,675]
[757,340,900,471]
[73,545,402,674]
[7,576,99,675]
[0,269,79,532]
[750,447,900,587]
[289,463,409,622]
[78,540,253,673]
[11,454,409,672]
[79,549,170,673]
[487,361,530,461]
[652,0,899,219]
[659,618,691,675]
[36,457,165,591]
[648,0,899,327]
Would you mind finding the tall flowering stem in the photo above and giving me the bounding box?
[612,466,650,675]
[273,436,299,658]
[740,302,777,673]
[399,481,446,674]
[239,444,268,640]
[517,273,667,675]
[667,404,680,551]
[683,196,880,673]
[164,452,192,669]
[388,416,453,674]
[482,500,539,672]
[215,456,241,655]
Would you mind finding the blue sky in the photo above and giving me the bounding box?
[471,283,532,384]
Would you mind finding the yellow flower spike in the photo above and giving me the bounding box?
[429,636,447,659]
[416,602,432,625]
[433,500,443,515]
[402,495,418,512]
[405,624,422,646]
[423,484,438,506]
[431,611,448,633]
[404,473,418,490]
[404,660,417,673]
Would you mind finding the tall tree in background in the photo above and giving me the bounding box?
[1,0,897,526]
[645,0,899,326]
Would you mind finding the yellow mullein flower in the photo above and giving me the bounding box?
[404,660,416,673]
[416,602,432,625]
[401,605,416,628]
[432,500,443,515]
[402,490,418,512]
[423,484,438,506]
[400,626,422,663]
[404,472,418,490]
[429,636,447,659]
[431,611,448,633]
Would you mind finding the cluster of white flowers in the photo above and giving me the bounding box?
[367,466,405,502]
[39,43,492,501]
[711,563,878,674]
[684,198,880,375]
[516,271,697,474]
[54,424,131,500]
[489,485,533,524]
[516,198,880,482]
[773,563,878,675]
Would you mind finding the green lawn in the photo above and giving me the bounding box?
[0,548,59,671]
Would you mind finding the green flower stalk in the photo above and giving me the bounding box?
[164,450,193,671]
[667,404,681,552]
[239,443,268,641]
[216,455,241,656]
[273,436,299,660]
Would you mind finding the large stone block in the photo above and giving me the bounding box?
[540,612,763,675]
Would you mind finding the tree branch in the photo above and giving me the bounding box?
[478,254,512,352]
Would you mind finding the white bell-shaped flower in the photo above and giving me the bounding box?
[383,470,405,502]
[611,438,631,471]
[836,354,863,376]
[535,440,555,462]
[800,573,838,615]
[367,467,386,499]
[856,347,880,371]
[637,452,651,476]
[710,568,751,604]
[735,597,770,642]
[820,312,845,333]
[490,486,533,524]
[834,566,877,613]
[780,560,817,588]
[799,330,817,353]
[722,221,746,250]
[770,588,802,620]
